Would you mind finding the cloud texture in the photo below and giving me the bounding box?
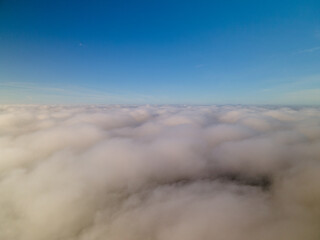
[1,105,320,240]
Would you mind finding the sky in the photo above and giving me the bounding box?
[0,0,320,105]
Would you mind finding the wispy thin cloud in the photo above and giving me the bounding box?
[0,81,162,104]
[0,82,67,92]
[294,46,320,54]
[195,64,205,69]
[258,74,320,105]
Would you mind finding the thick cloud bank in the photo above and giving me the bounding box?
[1,105,320,240]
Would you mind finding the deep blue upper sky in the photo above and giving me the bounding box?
[0,0,320,104]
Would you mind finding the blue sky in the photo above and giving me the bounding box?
[0,0,320,104]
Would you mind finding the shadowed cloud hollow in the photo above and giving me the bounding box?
[1,105,320,240]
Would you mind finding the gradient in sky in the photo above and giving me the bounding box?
[0,0,320,104]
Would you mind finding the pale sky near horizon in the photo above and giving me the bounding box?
[0,0,320,105]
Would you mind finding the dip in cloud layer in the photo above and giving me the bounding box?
[1,105,320,240]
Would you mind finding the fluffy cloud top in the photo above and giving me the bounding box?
[1,105,320,240]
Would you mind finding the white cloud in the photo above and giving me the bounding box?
[0,105,320,240]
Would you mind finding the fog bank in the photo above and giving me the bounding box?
[1,105,320,240]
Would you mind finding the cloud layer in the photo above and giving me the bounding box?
[1,105,320,240]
